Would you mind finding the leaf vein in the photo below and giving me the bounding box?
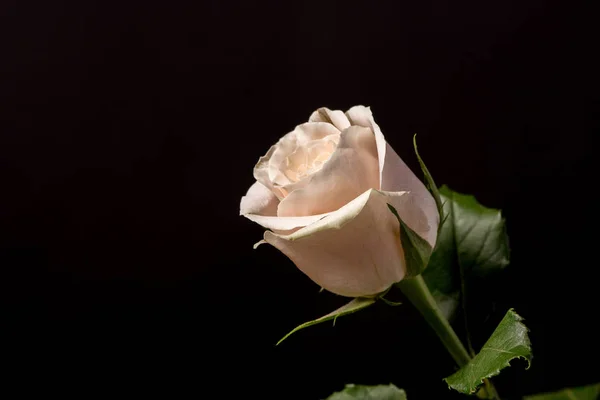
[472,224,494,268]
[456,215,482,249]
[481,346,516,355]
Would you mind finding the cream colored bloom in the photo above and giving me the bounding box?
[240,106,439,297]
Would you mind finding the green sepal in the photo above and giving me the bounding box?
[413,134,444,222]
[276,297,376,346]
[387,203,433,277]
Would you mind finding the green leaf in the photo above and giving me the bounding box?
[524,383,600,400]
[422,185,510,320]
[440,185,510,276]
[444,308,532,394]
[412,134,444,221]
[276,297,376,345]
[325,384,407,400]
[421,196,460,320]
[387,203,433,277]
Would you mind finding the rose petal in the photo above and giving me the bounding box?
[253,144,278,194]
[267,134,297,187]
[262,122,341,198]
[292,121,341,144]
[240,182,329,234]
[253,122,340,196]
[240,181,279,217]
[273,136,338,196]
[345,105,386,186]
[277,125,379,217]
[379,144,439,246]
[346,105,439,246]
[264,189,427,297]
[309,107,351,131]
[345,105,372,127]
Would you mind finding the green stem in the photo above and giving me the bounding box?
[396,275,471,367]
[397,275,501,399]
[484,378,501,400]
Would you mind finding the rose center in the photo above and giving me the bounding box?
[283,138,338,183]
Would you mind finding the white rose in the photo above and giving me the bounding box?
[240,106,439,297]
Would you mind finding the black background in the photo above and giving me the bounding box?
[1,0,597,398]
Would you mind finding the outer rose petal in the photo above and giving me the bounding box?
[241,181,330,233]
[380,144,438,246]
[346,105,439,247]
[277,125,379,217]
[240,181,279,217]
[309,107,351,131]
[264,189,429,297]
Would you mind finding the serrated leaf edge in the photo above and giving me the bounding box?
[444,308,532,394]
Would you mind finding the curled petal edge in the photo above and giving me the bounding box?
[242,212,330,232]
